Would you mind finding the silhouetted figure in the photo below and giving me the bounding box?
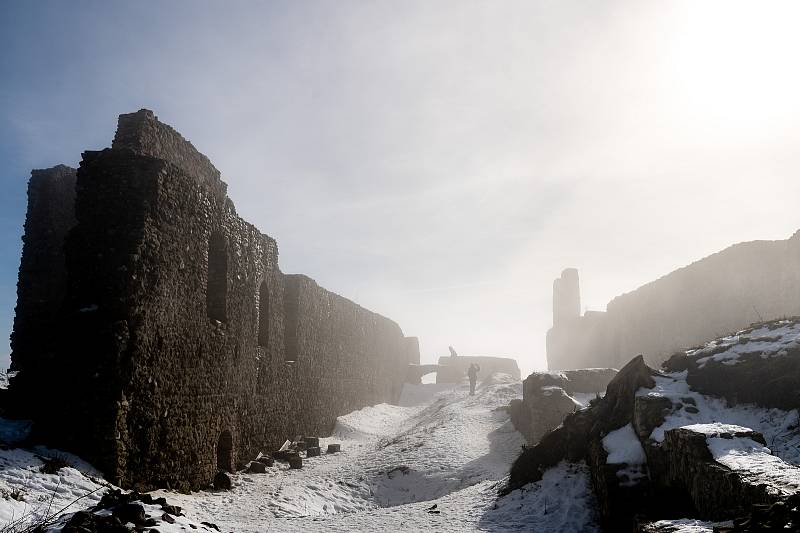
[467,363,480,395]
[449,346,458,357]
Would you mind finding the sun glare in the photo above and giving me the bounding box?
[671,0,800,133]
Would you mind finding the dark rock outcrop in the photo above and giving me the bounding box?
[63,489,192,532]
[507,355,654,495]
[213,472,232,491]
[507,349,800,531]
[510,367,618,445]
[663,322,800,411]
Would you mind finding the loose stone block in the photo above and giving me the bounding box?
[248,461,266,474]
[327,443,341,453]
[306,446,321,457]
[213,472,232,491]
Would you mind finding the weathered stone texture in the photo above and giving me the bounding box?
[283,274,407,435]
[9,165,77,418]
[655,427,785,521]
[8,109,411,491]
[112,109,227,201]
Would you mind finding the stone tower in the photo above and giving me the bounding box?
[552,268,580,325]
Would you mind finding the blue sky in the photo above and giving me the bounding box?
[3,1,800,375]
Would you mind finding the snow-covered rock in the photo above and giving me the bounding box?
[666,318,800,411]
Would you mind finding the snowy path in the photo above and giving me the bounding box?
[0,374,599,532]
[153,374,599,532]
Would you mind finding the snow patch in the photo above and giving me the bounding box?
[680,423,753,436]
[705,436,800,496]
[571,392,603,409]
[688,320,800,368]
[602,423,646,465]
[645,518,732,532]
[638,372,800,466]
[484,462,599,532]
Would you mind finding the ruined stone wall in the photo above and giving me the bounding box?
[29,148,169,482]
[8,165,76,418]
[283,274,408,436]
[404,336,421,365]
[546,234,800,370]
[95,146,290,490]
[8,109,414,491]
[546,310,618,370]
[552,268,580,326]
[112,109,227,201]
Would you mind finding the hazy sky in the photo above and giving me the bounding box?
[2,0,800,375]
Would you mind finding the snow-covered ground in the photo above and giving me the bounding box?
[635,353,800,519]
[638,370,800,466]
[643,518,732,532]
[0,373,600,532]
[688,318,800,368]
[0,446,106,531]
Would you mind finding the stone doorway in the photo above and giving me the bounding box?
[216,430,233,472]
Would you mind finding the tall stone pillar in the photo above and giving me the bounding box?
[553,268,580,326]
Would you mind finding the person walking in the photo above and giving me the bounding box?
[449,345,458,357]
[467,363,480,396]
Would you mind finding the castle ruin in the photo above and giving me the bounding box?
[8,109,419,491]
[547,232,800,370]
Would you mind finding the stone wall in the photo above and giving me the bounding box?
[403,337,420,366]
[8,109,413,491]
[283,274,408,435]
[547,234,800,370]
[8,166,77,420]
[552,268,580,325]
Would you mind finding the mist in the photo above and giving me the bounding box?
[3,0,800,376]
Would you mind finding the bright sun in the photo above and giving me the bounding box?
[670,0,800,132]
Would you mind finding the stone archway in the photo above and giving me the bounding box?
[216,429,233,472]
[405,363,440,384]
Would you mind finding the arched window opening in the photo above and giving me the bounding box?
[258,280,269,348]
[206,232,228,323]
[216,429,233,472]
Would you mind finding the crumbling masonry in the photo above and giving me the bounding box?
[8,110,419,491]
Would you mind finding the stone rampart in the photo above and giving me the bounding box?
[8,109,412,491]
[547,234,800,369]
